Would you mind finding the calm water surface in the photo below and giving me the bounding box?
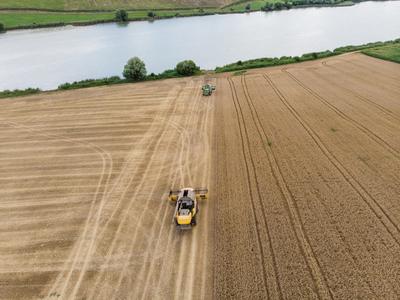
[1,1,399,90]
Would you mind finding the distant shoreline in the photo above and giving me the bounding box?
[1,0,394,32]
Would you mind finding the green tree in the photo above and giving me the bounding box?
[175,60,200,76]
[245,4,251,10]
[274,2,284,9]
[284,1,293,8]
[0,23,5,32]
[115,9,128,22]
[147,11,156,18]
[262,3,274,11]
[123,57,147,81]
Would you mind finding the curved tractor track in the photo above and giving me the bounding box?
[0,78,215,300]
[0,53,400,299]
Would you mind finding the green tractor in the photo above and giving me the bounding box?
[202,84,215,96]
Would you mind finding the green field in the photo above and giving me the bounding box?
[0,0,364,30]
[0,8,222,28]
[0,12,113,27]
[0,0,225,10]
[362,43,400,63]
[222,0,278,11]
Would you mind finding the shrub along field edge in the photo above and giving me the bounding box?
[361,43,400,64]
[1,38,399,99]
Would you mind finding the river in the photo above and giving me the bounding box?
[0,0,399,90]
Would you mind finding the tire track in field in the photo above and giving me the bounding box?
[335,56,400,87]
[243,75,378,297]
[177,84,214,300]
[0,121,114,300]
[50,83,185,299]
[320,61,400,121]
[227,77,275,299]
[162,82,209,300]
[122,81,204,299]
[283,69,400,160]
[134,123,188,300]
[89,79,203,300]
[149,100,200,298]
[84,84,189,299]
[171,85,205,300]
[263,73,400,248]
[192,84,215,300]
[241,75,331,300]
[149,85,213,300]
[112,119,185,298]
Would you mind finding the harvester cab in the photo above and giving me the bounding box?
[202,84,215,96]
[168,187,208,229]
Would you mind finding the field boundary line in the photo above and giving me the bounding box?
[85,84,187,299]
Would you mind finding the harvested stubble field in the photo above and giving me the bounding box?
[0,53,400,299]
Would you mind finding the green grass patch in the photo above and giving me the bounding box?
[362,43,400,64]
[0,0,214,10]
[335,1,354,6]
[222,0,278,12]
[0,8,219,29]
[233,70,247,76]
[0,88,41,98]
[0,11,114,28]
[0,0,66,10]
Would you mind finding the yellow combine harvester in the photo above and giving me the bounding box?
[168,187,208,229]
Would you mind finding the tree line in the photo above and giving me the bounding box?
[58,58,200,90]
[262,0,343,11]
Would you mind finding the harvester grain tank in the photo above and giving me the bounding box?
[169,187,208,229]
